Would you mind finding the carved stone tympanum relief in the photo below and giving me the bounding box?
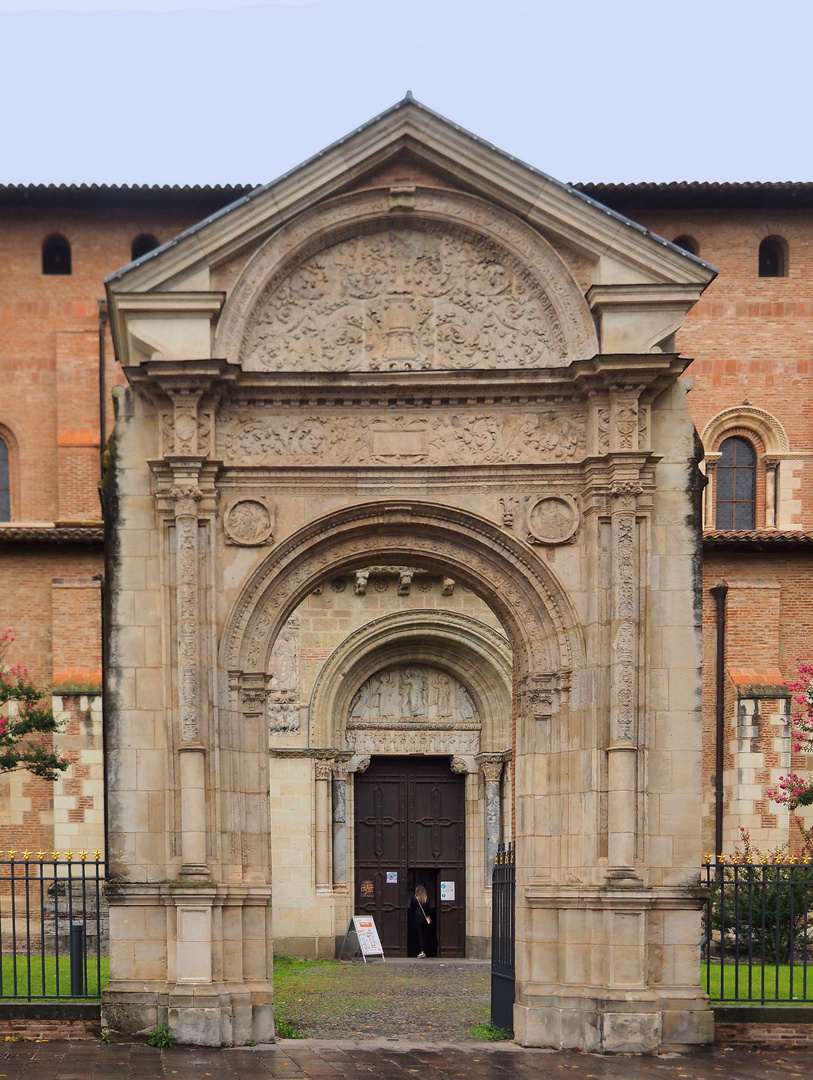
[239,226,570,372]
[348,664,478,724]
[346,661,481,756]
[217,410,586,466]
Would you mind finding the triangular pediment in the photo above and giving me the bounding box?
[106,96,716,370]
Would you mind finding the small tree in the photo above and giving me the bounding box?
[0,630,69,781]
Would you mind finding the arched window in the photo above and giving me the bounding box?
[0,438,9,521]
[673,235,699,256]
[715,436,757,530]
[42,233,71,275]
[131,233,159,261]
[758,236,786,278]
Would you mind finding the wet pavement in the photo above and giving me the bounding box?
[1,1039,813,1080]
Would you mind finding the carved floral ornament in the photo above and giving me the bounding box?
[215,189,597,372]
[217,410,587,468]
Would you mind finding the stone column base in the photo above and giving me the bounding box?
[102,983,274,1046]
[513,986,713,1054]
[102,882,274,1046]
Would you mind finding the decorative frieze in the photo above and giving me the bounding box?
[216,409,586,467]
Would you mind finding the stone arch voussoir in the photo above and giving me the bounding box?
[221,501,583,686]
[307,608,513,750]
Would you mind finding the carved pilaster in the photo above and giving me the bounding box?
[608,480,642,880]
[609,482,641,747]
[610,391,640,453]
[172,485,203,745]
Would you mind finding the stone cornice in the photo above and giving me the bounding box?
[0,524,104,545]
[124,353,689,406]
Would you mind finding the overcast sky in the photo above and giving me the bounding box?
[0,0,810,186]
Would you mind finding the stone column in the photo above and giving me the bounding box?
[332,760,348,887]
[607,480,641,880]
[171,481,210,879]
[314,757,332,890]
[765,458,779,527]
[703,453,720,529]
[476,755,504,883]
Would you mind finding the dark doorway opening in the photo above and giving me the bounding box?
[354,756,466,957]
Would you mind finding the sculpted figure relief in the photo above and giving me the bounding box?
[268,617,301,735]
[218,410,586,466]
[348,664,478,724]
[239,226,569,373]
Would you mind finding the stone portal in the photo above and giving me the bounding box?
[103,97,715,1051]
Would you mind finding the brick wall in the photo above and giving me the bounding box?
[701,551,813,854]
[624,205,813,526]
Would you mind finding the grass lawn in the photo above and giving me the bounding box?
[703,961,813,1002]
[0,955,109,1000]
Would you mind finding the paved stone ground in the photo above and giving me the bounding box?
[2,1040,813,1080]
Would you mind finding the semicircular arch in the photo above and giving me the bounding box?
[308,609,512,751]
[215,187,597,371]
[221,500,583,685]
[701,405,790,456]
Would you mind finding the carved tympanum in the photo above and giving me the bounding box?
[239,226,570,372]
[347,664,478,724]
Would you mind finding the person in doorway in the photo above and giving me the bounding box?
[409,884,434,958]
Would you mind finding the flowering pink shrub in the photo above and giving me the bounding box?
[766,663,813,812]
[0,630,69,782]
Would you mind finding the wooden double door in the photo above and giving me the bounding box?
[354,756,466,957]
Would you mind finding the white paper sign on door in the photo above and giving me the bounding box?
[440,881,455,901]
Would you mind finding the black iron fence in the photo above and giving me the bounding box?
[0,854,107,1000]
[702,857,813,1003]
[491,842,515,1033]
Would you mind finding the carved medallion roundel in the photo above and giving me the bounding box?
[526,496,579,545]
[224,498,275,546]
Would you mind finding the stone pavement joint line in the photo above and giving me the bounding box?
[0,1041,812,1079]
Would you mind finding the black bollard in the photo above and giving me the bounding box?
[69,924,85,996]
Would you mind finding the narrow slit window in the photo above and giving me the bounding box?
[759,237,786,278]
[0,439,9,521]
[131,234,159,261]
[715,436,757,530]
[42,234,72,275]
[673,235,699,256]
